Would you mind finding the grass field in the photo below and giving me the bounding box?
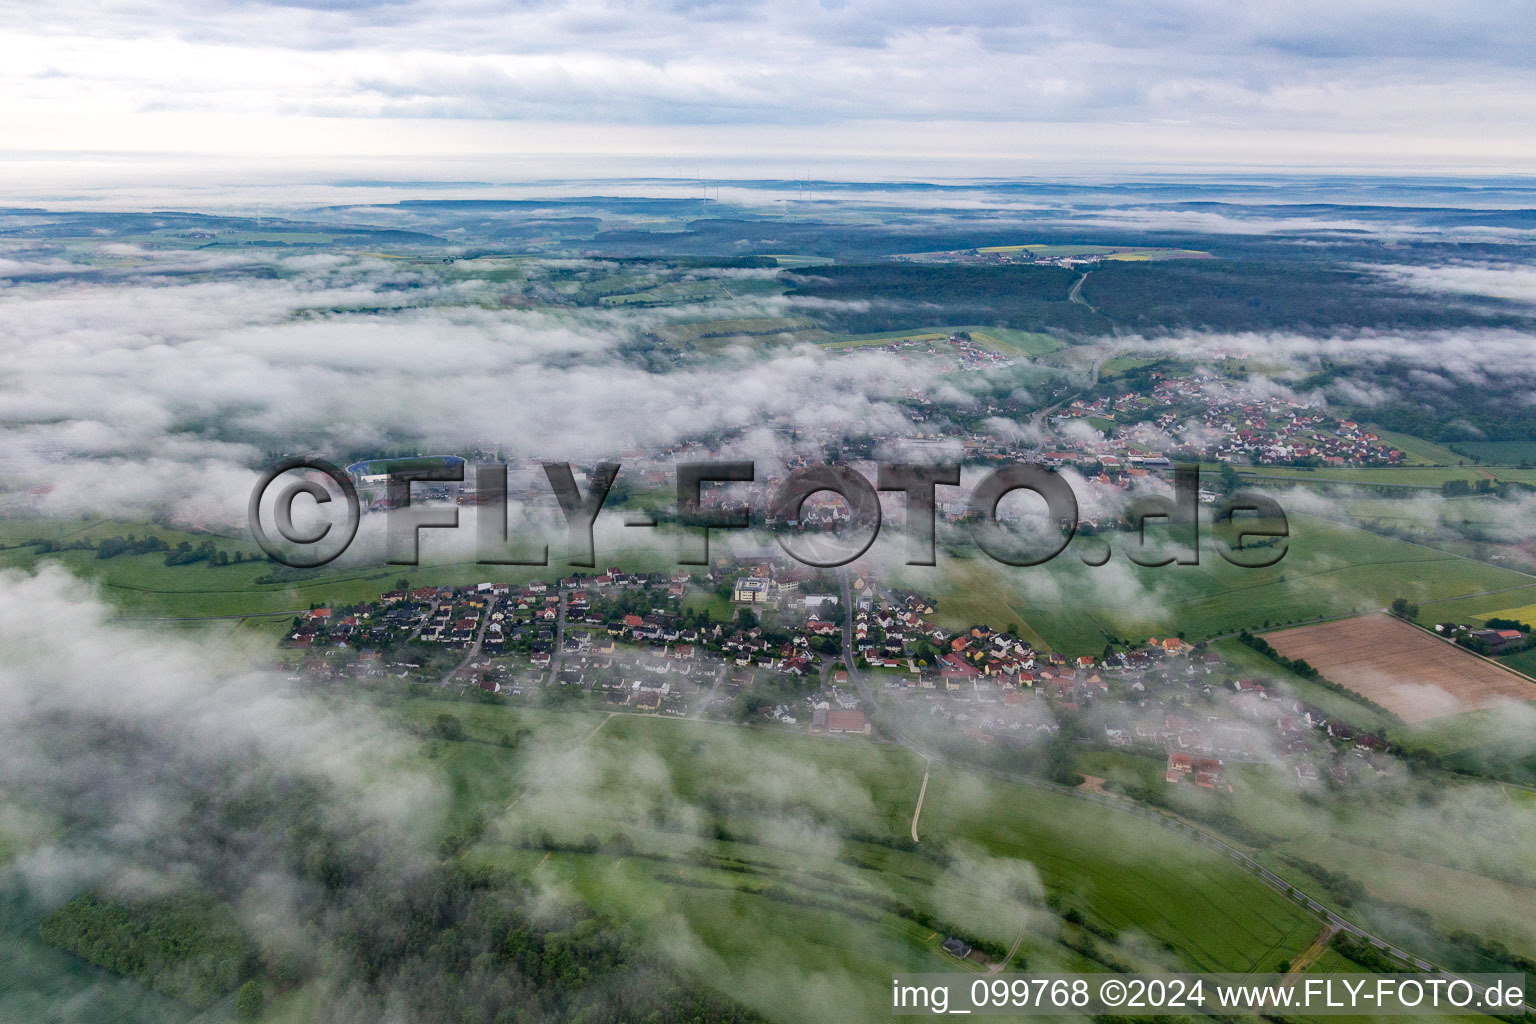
[901,244,1211,261]
[755,254,834,268]
[1262,614,1536,723]
[1218,463,1536,487]
[1416,582,1536,624]
[1275,832,1536,957]
[0,517,686,620]
[907,513,1531,655]
[1448,441,1536,465]
[426,708,1325,1020]
[1141,746,1536,966]
[1494,646,1536,678]
[683,588,737,622]
[12,692,1504,1021]
[921,767,1318,972]
[657,316,829,348]
[1339,495,1509,528]
[1097,354,1168,379]
[1364,429,1472,466]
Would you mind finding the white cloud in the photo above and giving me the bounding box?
[0,247,940,524]
[0,1,1533,174]
[1362,262,1536,303]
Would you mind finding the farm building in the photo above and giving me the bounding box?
[826,710,870,735]
[941,937,972,958]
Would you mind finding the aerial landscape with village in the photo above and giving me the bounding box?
[3,1,1536,1019]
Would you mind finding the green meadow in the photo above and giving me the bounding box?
[1216,463,1536,487]
[425,707,1325,1022]
[0,517,685,621]
[916,513,1530,655]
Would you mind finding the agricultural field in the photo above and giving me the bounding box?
[656,316,830,349]
[1207,636,1398,733]
[754,254,834,268]
[896,243,1213,262]
[1064,744,1536,971]
[1472,599,1536,624]
[1262,614,1536,724]
[820,323,1064,358]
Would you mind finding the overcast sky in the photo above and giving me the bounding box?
[0,0,1532,180]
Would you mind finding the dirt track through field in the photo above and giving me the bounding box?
[1263,614,1536,723]
[910,766,930,843]
[1283,924,1337,981]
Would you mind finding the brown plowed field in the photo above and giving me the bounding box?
[1262,614,1536,724]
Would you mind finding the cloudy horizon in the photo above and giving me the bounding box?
[2,0,1534,183]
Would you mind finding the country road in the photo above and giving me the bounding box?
[1067,270,1091,309]
[692,662,728,718]
[546,591,569,686]
[443,594,500,687]
[1027,352,1110,434]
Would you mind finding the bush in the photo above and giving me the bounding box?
[236,980,264,1018]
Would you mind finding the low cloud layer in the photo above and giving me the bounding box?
[0,248,936,524]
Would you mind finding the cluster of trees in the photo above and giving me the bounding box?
[1439,477,1499,497]
[23,536,97,553]
[730,670,821,722]
[96,534,174,558]
[38,892,255,1008]
[315,862,766,1024]
[1277,855,1367,906]
[439,809,490,858]
[162,538,238,566]
[26,532,249,566]
[1330,931,1407,974]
